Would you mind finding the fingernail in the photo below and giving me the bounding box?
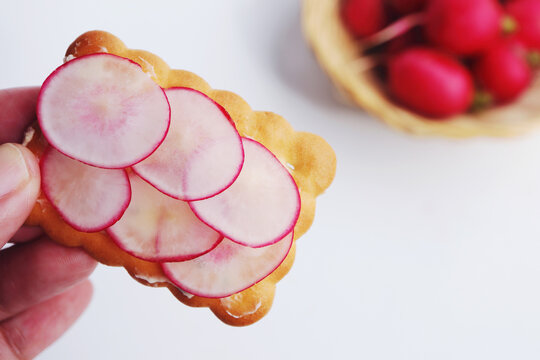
[0,144,31,198]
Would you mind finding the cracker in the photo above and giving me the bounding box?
[25,30,336,326]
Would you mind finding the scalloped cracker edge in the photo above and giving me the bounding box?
[25,30,336,326]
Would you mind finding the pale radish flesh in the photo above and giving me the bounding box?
[162,232,294,298]
[37,53,170,169]
[189,138,300,248]
[133,87,244,200]
[108,173,222,261]
[40,147,131,232]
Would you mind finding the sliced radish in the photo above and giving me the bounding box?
[108,173,222,261]
[189,138,300,248]
[133,87,244,200]
[162,232,293,298]
[37,53,170,169]
[40,147,131,232]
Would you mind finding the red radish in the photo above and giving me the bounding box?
[341,0,387,38]
[507,0,540,50]
[37,53,170,169]
[474,39,532,103]
[425,0,503,55]
[40,147,131,232]
[108,173,222,262]
[388,0,427,14]
[388,47,474,117]
[190,138,300,248]
[162,232,294,298]
[132,88,244,201]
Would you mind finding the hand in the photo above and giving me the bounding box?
[0,87,97,360]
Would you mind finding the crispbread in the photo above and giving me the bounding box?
[25,30,336,326]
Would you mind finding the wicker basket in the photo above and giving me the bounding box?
[303,0,540,137]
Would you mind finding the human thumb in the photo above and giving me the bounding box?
[0,143,40,247]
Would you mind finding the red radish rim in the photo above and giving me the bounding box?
[106,228,225,262]
[132,87,245,201]
[37,53,171,169]
[188,137,301,248]
[39,146,132,232]
[161,232,294,299]
[155,235,224,263]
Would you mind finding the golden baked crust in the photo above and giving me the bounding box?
[303,0,540,138]
[25,30,336,326]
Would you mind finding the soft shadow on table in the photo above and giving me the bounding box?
[239,0,389,139]
[270,6,344,110]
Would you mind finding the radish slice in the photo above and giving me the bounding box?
[40,147,131,232]
[132,87,244,201]
[108,173,222,262]
[162,232,294,298]
[37,53,170,169]
[189,138,301,248]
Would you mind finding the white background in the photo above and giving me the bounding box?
[3,1,540,359]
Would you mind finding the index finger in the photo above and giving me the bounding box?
[0,87,41,144]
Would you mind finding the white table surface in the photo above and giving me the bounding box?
[3,1,540,359]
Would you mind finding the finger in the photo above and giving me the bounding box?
[0,280,93,360]
[0,144,40,248]
[0,87,41,144]
[0,237,97,321]
[9,226,43,244]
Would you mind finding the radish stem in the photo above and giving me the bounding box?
[362,13,426,49]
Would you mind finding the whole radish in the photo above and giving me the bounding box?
[425,0,503,55]
[341,0,387,37]
[388,0,427,14]
[388,47,474,117]
[506,0,540,50]
[474,39,532,103]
